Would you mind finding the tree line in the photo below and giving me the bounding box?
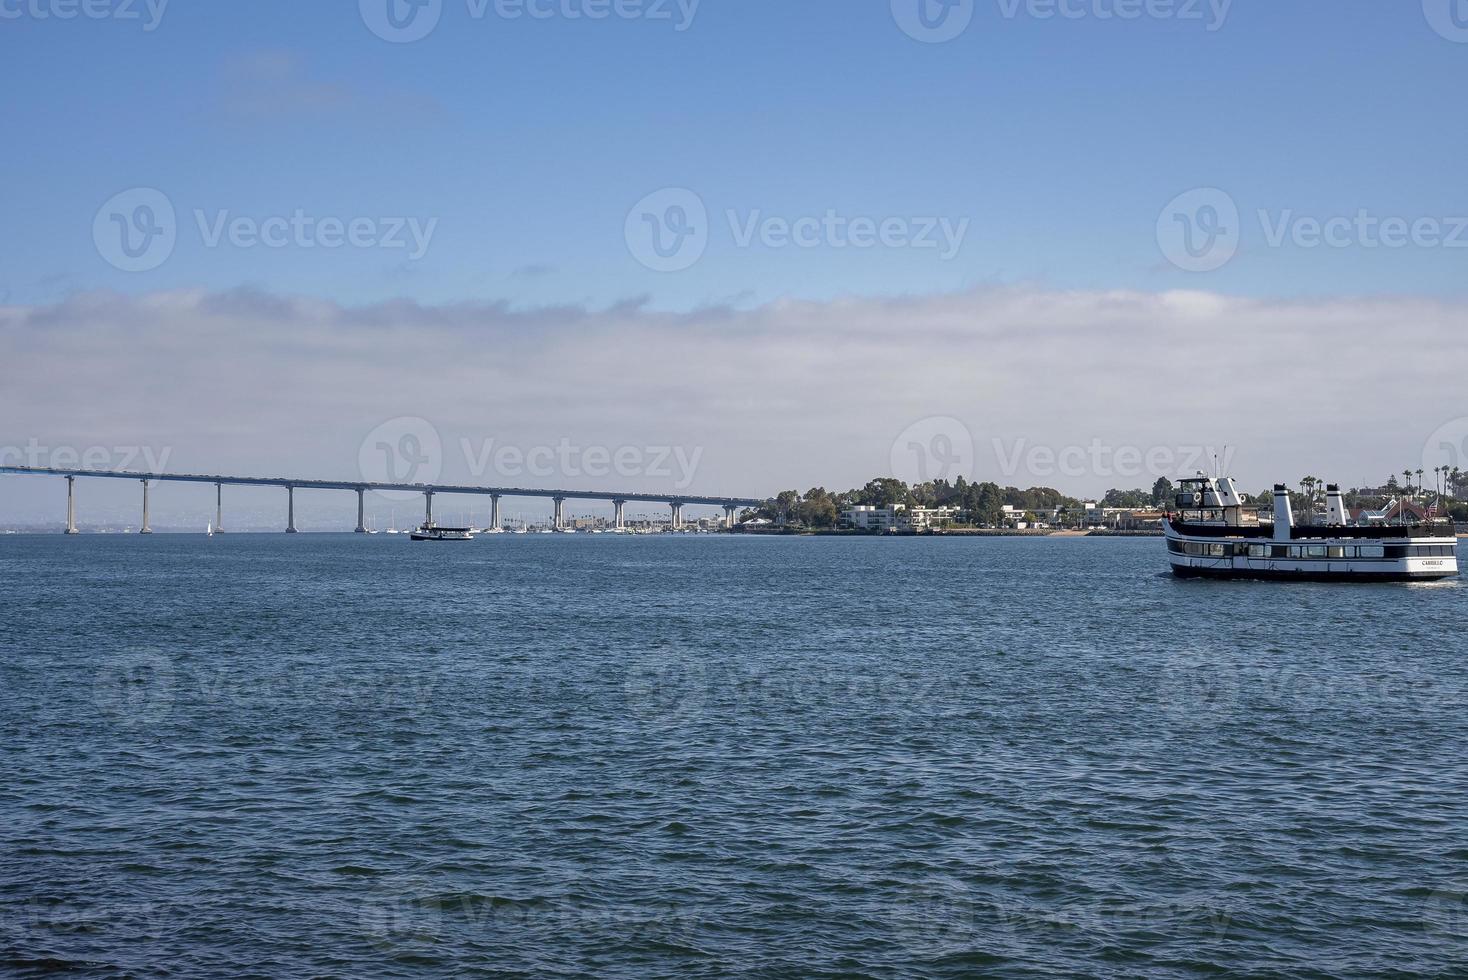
[755,476,1180,528]
[754,473,1468,528]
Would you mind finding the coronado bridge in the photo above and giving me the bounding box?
[0,464,766,534]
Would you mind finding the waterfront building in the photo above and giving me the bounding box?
[839,504,962,531]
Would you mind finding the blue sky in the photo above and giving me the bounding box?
[3,1,1466,310]
[4,1,1468,523]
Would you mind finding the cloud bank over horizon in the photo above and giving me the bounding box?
[2,285,1465,521]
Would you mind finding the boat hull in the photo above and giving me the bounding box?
[1171,564,1456,583]
[1163,518,1458,583]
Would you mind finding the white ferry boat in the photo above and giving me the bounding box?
[1163,477,1458,582]
[409,523,475,542]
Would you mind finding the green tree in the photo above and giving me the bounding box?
[855,478,909,508]
[795,487,838,528]
[773,490,800,524]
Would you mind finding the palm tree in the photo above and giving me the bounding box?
[1403,469,1414,495]
[1417,468,1425,498]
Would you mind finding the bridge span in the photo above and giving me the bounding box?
[0,465,766,534]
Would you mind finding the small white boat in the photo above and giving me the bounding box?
[207,522,214,537]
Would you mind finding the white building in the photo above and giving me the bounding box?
[840,504,963,531]
[841,505,898,530]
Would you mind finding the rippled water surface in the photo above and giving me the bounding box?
[3,533,1467,977]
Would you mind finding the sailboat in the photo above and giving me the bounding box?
[385,509,401,534]
[207,522,214,537]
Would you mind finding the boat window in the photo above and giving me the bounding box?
[1327,546,1346,559]
[1208,544,1226,557]
[1249,545,1268,558]
[1306,546,1327,558]
[1359,545,1384,559]
[1272,545,1289,559]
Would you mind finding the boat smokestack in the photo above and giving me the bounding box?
[1325,484,1348,526]
[1272,484,1293,541]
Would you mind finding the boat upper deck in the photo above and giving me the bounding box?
[1168,518,1454,541]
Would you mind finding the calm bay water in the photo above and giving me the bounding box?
[3,533,1467,977]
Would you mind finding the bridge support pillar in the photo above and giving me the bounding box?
[724,504,738,529]
[670,501,683,530]
[490,494,501,531]
[355,488,367,533]
[140,480,153,534]
[424,490,434,527]
[215,482,224,533]
[613,499,626,530]
[65,476,79,535]
[286,486,298,533]
[552,496,565,530]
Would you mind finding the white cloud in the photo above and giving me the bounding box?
[1,285,1464,519]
